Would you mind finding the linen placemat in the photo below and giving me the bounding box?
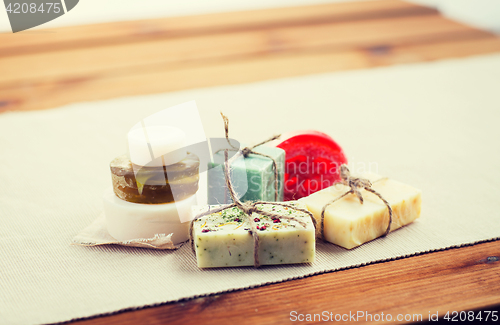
[1,53,500,325]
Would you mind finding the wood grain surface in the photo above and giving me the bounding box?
[1,0,500,112]
[2,1,500,324]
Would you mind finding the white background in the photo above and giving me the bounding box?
[0,0,499,34]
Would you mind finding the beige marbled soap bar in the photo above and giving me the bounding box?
[299,173,421,249]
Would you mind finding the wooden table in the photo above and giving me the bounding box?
[2,1,499,323]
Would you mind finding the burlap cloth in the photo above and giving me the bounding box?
[1,54,500,324]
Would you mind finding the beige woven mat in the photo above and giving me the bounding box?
[1,54,500,325]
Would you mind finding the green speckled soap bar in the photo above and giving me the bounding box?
[207,145,285,204]
[192,201,315,268]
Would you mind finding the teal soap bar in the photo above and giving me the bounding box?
[207,145,285,204]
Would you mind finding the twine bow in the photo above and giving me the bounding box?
[320,165,393,240]
[218,112,281,201]
[190,150,316,268]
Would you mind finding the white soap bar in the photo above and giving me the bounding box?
[192,202,315,268]
[299,173,421,249]
[128,125,187,167]
[103,188,196,244]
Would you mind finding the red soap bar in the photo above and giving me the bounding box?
[268,130,347,201]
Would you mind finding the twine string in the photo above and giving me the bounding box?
[319,165,393,240]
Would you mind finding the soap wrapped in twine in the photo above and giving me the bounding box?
[190,114,316,268]
[320,165,393,240]
[190,151,316,267]
[218,112,281,201]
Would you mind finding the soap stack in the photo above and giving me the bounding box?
[194,144,318,268]
[104,126,200,244]
[192,130,422,268]
[99,109,422,267]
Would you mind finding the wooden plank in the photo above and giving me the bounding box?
[0,0,437,57]
[1,35,500,113]
[72,240,500,325]
[1,0,499,113]
[0,15,484,87]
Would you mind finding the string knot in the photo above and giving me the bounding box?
[241,147,252,157]
[240,202,256,216]
[320,164,393,241]
[340,165,372,204]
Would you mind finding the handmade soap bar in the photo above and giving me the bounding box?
[299,173,421,249]
[128,125,187,167]
[103,188,196,244]
[267,130,348,201]
[192,202,315,268]
[110,153,199,204]
[207,145,285,204]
